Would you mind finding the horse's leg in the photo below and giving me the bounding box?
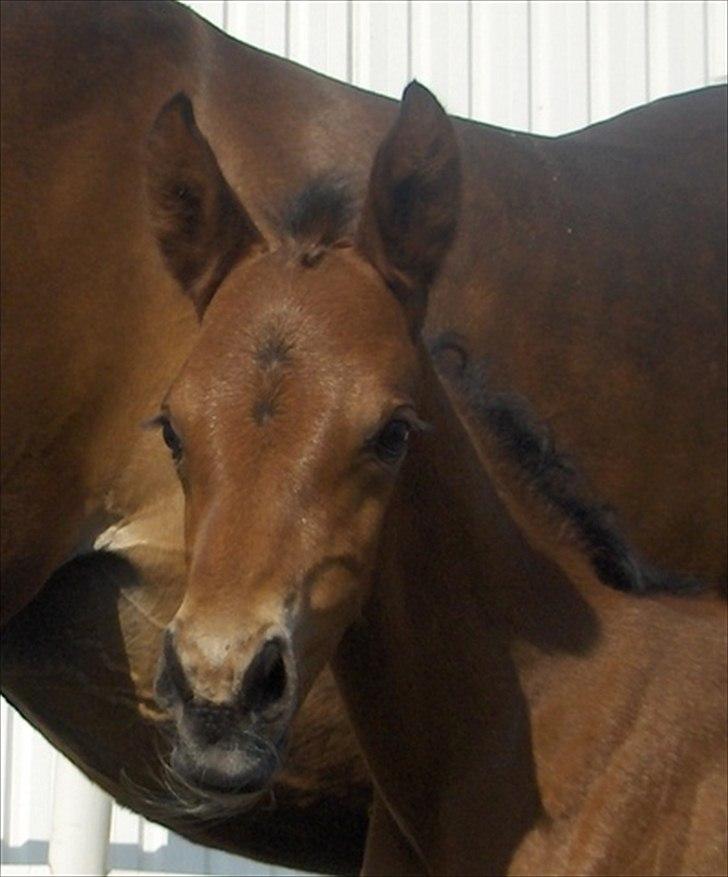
[361,794,427,876]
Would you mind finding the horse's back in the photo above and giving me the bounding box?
[574,84,728,157]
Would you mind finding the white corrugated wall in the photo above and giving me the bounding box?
[2,2,726,875]
[186,0,727,131]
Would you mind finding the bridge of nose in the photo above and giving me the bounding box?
[169,613,291,708]
[171,623,265,704]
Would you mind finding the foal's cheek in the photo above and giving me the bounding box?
[308,565,363,614]
[292,576,363,694]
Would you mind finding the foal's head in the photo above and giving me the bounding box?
[146,84,460,793]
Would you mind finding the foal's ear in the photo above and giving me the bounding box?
[356,82,461,334]
[146,93,267,318]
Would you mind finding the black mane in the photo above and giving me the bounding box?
[429,333,703,596]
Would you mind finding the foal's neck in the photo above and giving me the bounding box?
[334,353,724,876]
[374,353,601,663]
[334,354,599,871]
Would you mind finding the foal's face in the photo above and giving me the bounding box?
[156,248,421,790]
[147,81,460,793]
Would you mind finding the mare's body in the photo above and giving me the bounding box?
[2,1,725,872]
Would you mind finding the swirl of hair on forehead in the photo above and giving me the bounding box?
[274,174,359,267]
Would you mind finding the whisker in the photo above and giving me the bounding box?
[242,728,282,775]
[144,739,267,823]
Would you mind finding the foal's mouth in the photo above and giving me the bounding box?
[154,629,298,797]
[170,727,288,796]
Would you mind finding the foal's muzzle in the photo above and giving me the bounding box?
[154,631,294,793]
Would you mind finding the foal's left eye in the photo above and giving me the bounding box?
[160,418,183,462]
[374,419,412,464]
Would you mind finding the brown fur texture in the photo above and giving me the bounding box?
[2,1,726,874]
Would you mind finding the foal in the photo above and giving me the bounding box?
[146,84,726,874]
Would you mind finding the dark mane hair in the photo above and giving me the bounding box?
[429,333,703,595]
[276,175,357,264]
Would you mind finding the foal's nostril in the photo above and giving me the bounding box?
[155,630,193,706]
[241,638,288,713]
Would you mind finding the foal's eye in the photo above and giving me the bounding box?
[374,419,412,464]
[160,418,183,462]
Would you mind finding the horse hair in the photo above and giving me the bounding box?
[428,332,703,596]
[276,175,357,261]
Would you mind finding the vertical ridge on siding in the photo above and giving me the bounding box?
[225,2,287,56]
[589,1,648,123]
[707,0,728,84]
[351,1,409,97]
[585,0,592,122]
[471,1,530,131]
[411,1,471,116]
[1,704,55,862]
[289,0,350,80]
[647,0,707,100]
[530,1,590,135]
[1,697,13,857]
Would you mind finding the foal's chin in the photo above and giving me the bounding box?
[170,735,283,797]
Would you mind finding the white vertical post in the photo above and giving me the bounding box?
[48,754,112,876]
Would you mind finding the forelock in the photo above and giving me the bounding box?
[276,175,357,266]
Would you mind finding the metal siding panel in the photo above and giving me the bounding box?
[530,0,590,134]
[184,0,227,29]
[351,1,410,98]
[589,1,648,122]
[206,847,282,875]
[411,1,471,117]
[108,804,143,872]
[207,846,256,876]
[225,1,288,56]
[138,821,176,874]
[48,756,112,876]
[1,703,55,864]
[1,696,9,837]
[471,1,530,130]
[707,0,728,84]
[152,833,207,875]
[288,1,350,80]
[647,0,707,99]
[1,697,13,859]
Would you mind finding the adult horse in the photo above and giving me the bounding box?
[143,82,726,874]
[2,0,725,872]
